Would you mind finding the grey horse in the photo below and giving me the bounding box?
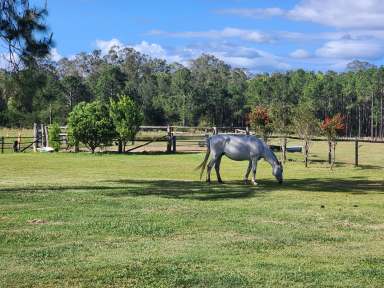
[197,135,283,184]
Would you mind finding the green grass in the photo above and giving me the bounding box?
[0,143,383,287]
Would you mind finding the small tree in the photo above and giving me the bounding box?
[320,113,345,168]
[48,122,61,151]
[109,95,143,153]
[270,103,293,163]
[247,106,272,142]
[67,101,115,153]
[293,103,319,167]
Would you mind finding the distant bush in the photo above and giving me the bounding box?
[48,122,61,151]
[68,101,115,153]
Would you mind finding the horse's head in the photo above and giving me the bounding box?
[273,161,283,184]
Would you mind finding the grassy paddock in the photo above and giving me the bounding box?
[0,143,383,287]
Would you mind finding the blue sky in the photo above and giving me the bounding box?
[14,1,384,72]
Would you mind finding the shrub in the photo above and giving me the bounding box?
[48,122,61,151]
[109,95,143,152]
[68,101,115,153]
[320,113,345,167]
[247,106,273,141]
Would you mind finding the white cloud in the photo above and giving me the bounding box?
[0,53,10,69]
[95,38,123,54]
[149,27,271,43]
[131,41,166,59]
[290,49,310,59]
[287,0,384,29]
[180,43,291,72]
[316,39,383,59]
[216,8,284,18]
[219,0,384,30]
[49,48,63,62]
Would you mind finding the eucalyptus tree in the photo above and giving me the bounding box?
[190,54,231,126]
[293,102,319,167]
[91,65,126,103]
[61,75,92,112]
[170,67,193,126]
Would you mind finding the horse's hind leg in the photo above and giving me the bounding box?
[206,154,218,183]
[243,160,252,184]
[214,154,224,183]
[251,158,258,185]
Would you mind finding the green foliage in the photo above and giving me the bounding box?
[109,95,143,151]
[293,102,320,139]
[91,65,126,103]
[0,42,383,140]
[67,101,115,152]
[0,0,53,69]
[48,122,61,151]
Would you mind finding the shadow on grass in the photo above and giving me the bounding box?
[104,179,261,200]
[0,178,382,200]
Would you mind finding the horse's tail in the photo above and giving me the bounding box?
[195,137,211,180]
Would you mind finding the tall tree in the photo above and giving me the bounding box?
[0,0,53,69]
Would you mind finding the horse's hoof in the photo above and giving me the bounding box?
[252,181,258,186]
[218,181,224,184]
[243,179,250,185]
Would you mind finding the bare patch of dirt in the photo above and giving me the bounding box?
[27,219,48,225]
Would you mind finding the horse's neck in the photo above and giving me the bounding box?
[263,148,278,168]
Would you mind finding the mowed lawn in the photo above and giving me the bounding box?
[0,142,383,287]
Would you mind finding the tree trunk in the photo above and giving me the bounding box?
[304,140,309,168]
[358,105,361,138]
[328,140,332,164]
[282,137,287,163]
[331,141,336,169]
[380,91,383,139]
[371,91,374,140]
[118,140,123,154]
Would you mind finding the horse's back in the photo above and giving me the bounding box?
[210,134,264,161]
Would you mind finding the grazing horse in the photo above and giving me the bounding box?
[196,135,283,185]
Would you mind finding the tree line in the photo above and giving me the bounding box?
[0,46,383,139]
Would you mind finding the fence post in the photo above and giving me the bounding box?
[355,139,359,167]
[17,131,21,152]
[172,135,176,153]
[213,127,217,135]
[167,125,172,153]
[40,124,45,147]
[246,126,250,135]
[44,125,49,147]
[75,141,79,153]
[1,136,4,154]
[33,123,37,152]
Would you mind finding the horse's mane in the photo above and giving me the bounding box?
[264,142,280,165]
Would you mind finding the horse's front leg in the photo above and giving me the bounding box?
[214,154,224,184]
[251,158,258,185]
[243,160,252,184]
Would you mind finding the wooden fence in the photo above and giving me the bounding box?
[1,124,384,168]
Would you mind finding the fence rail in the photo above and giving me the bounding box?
[1,125,384,167]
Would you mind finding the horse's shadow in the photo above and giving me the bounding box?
[0,178,382,201]
[103,177,384,200]
[103,179,261,201]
